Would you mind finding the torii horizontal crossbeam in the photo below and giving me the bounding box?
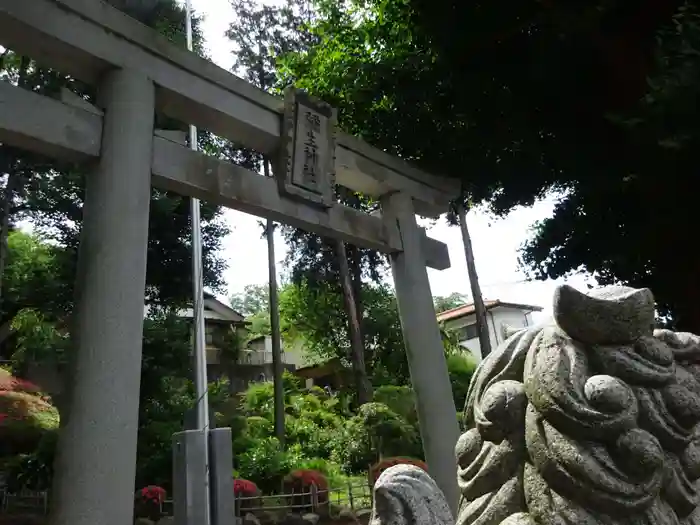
[0,0,460,217]
[0,81,451,269]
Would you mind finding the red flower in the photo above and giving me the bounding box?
[138,485,166,504]
[0,373,40,393]
[370,457,428,485]
[284,470,328,490]
[233,479,259,496]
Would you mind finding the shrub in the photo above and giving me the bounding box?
[329,403,422,474]
[233,478,259,496]
[138,485,167,505]
[236,437,305,494]
[233,478,260,515]
[246,416,274,439]
[0,378,60,456]
[295,458,347,489]
[286,417,334,459]
[369,457,428,485]
[446,353,477,411]
[135,485,166,520]
[329,417,373,473]
[0,370,41,394]
[373,386,417,424]
[241,382,274,415]
[4,429,57,492]
[283,469,329,514]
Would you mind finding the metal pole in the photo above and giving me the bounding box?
[184,2,211,525]
[457,202,492,358]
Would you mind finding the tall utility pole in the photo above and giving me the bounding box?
[263,159,285,446]
[184,2,211,525]
[457,202,492,358]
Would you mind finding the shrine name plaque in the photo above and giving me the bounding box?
[277,88,337,208]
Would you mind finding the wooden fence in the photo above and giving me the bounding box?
[0,481,372,517]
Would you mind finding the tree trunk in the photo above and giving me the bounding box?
[263,159,285,446]
[457,203,492,358]
[348,245,364,337]
[0,56,31,310]
[335,239,372,405]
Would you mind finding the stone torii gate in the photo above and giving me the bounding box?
[0,0,462,523]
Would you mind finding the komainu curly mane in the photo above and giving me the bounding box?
[456,285,700,525]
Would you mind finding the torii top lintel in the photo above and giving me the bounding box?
[0,0,459,216]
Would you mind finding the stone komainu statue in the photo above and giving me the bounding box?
[369,285,700,525]
[458,284,700,525]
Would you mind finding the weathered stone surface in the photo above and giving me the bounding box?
[301,513,319,525]
[244,513,262,525]
[455,284,700,525]
[553,284,656,344]
[356,508,372,525]
[369,464,453,525]
[278,513,307,525]
[338,508,356,519]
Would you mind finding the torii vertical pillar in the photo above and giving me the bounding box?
[50,68,155,525]
[382,192,460,515]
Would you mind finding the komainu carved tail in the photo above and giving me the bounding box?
[370,465,454,525]
[456,284,700,525]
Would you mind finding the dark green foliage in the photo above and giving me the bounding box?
[236,437,305,494]
[434,293,469,314]
[4,431,58,492]
[280,280,410,385]
[373,385,417,424]
[446,353,477,411]
[329,403,422,473]
[278,0,700,331]
[1,1,228,310]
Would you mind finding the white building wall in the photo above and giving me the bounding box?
[443,306,536,364]
[283,338,307,367]
[243,335,306,367]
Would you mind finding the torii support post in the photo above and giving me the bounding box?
[49,68,154,525]
[382,192,460,515]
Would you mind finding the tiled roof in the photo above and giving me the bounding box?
[436,300,543,323]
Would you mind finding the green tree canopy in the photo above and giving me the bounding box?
[1,0,227,310]
[278,0,700,331]
[230,284,273,340]
[230,284,270,317]
[433,293,469,314]
[279,280,410,384]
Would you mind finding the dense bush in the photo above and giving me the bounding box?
[236,437,305,494]
[0,348,472,497]
[134,486,166,521]
[4,430,57,492]
[447,352,477,411]
[373,385,417,424]
[283,469,329,513]
[233,478,260,515]
[329,403,422,473]
[369,457,428,485]
[0,370,59,457]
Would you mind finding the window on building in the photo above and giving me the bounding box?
[455,323,479,342]
[205,325,214,345]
